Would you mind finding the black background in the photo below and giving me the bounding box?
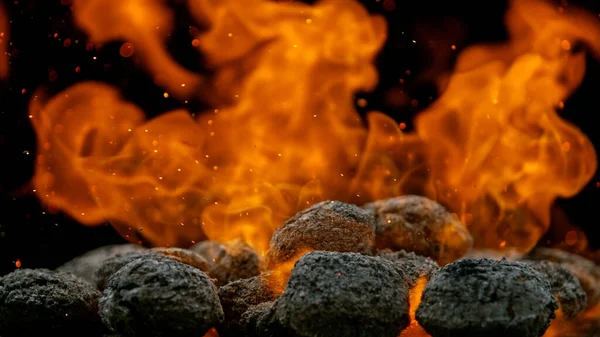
[1,0,599,276]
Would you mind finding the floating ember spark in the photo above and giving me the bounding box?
[29,0,598,264]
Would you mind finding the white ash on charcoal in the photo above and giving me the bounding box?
[364,195,473,265]
[190,239,263,286]
[268,201,376,264]
[522,260,587,318]
[271,251,410,337]
[416,258,558,337]
[56,244,146,283]
[93,247,210,290]
[376,249,439,287]
[523,247,600,308]
[0,268,104,336]
[100,254,223,337]
[217,272,280,337]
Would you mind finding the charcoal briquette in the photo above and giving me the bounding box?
[100,255,223,337]
[523,260,587,318]
[524,247,600,308]
[150,247,211,271]
[274,251,410,337]
[56,244,146,284]
[0,268,104,336]
[416,258,558,337]
[376,249,439,287]
[242,301,295,337]
[93,248,209,290]
[364,195,473,265]
[268,201,376,264]
[217,273,280,337]
[190,239,263,286]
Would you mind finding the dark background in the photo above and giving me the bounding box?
[1,0,599,276]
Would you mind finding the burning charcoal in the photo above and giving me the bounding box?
[274,251,410,337]
[242,302,295,337]
[100,255,223,337]
[364,195,473,265]
[0,268,104,336]
[416,258,558,337]
[524,247,600,308]
[56,244,146,283]
[268,201,376,264]
[523,260,587,318]
[217,273,280,337]
[190,239,263,286]
[377,249,440,287]
[93,248,209,290]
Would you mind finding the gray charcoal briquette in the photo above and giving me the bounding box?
[100,255,223,337]
[93,248,209,290]
[416,258,558,337]
[275,251,410,337]
[56,244,146,283]
[190,239,263,286]
[268,201,376,264]
[0,268,104,336]
[523,260,587,318]
[217,273,280,337]
[524,247,600,308]
[364,195,473,265]
[376,249,439,287]
[242,301,296,337]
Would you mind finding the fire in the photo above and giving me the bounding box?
[416,0,600,253]
[399,276,429,337]
[29,0,598,264]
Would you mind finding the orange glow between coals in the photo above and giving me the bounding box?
[399,276,429,337]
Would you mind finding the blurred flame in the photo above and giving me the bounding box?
[30,0,597,263]
[415,0,599,252]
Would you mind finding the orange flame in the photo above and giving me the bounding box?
[415,0,599,252]
[399,276,430,337]
[30,0,597,259]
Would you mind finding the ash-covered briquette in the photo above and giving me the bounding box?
[151,247,212,271]
[377,249,439,287]
[523,260,587,318]
[100,255,223,337]
[416,258,558,337]
[93,247,209,290]
[242,302,295,337]
[56,244,146,283]
[363,195,473,265]
[217,273,280,337]
[190,239,263,286]
[268,201,376,264]
[0,269,104,336]
[274,251,410,337]
[524,247,600,308]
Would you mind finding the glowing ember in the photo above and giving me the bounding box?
[29,0,598,265]
[400,276,429,337]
